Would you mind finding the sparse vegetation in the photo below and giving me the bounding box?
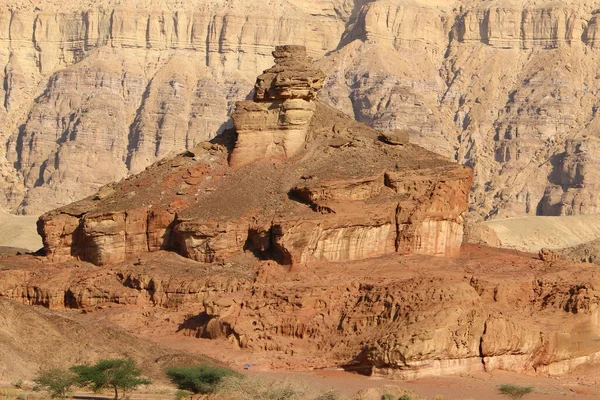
[10,378,24,389]
[314,391,343,400]
[166,364,240,394]
[174,389,191,399]
[33,368,76,399]
[381,394,397,400]
[399,394,412,400]
[498,384,534,399]
[70,358,151,400]
[216,375,344,400]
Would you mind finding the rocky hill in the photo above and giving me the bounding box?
[36,46,472,266]
[0,296,209,383]
[3,0,600,221]
[1,46,599,381]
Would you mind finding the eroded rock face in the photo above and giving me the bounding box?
[6,1,600,219]
[4,246,600,378]
[0,2,344,214]
[229,46,325,167]
[36,47,471,266]
[38,104,471,266]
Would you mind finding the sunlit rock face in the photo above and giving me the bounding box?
[37,46,472,266]
[7,0,600,220]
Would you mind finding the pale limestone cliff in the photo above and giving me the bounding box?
[0,1,345,214]
[5,0,600,220]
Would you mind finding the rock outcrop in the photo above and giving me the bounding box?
[9,42,600,381]
[0,1,345,214]
[229,45,325,167]
[4,245,600,378]
[37,46,472,266]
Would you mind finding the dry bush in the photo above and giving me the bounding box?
[215,375,344,400]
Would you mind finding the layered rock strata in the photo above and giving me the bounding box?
[8,1,600,219]
[36,47,472,266]
[229,46,325,167]
[0,1,345,214]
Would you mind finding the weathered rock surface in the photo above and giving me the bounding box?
[17,46,600,379]
[558,237,600,264]
[6,1,600,220]
[36,48,472,266]
[0,1,344,214]
[4,245,600,378]
[229,46,325,167]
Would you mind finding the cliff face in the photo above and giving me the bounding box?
[0,1,346,214]
[4,0,600,219]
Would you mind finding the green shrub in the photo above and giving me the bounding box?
[399,395,412,400]
[166,364,240,394]
[381,394,396,400]
[174,389,191,399]
[33,368,76,399]
[498,384,534,399]
[70,358,151,400]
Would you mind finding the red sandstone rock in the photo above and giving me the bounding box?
[3,246,600,378]
[37,47,472,267]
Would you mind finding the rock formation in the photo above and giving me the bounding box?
[229,45,325,167]
[4,244,600,379]
[6,42,600,382]
[36,46,472,266]
[0,0,345,214]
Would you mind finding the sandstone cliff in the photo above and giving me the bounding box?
[6,1,600,220]
[7,42,600,381]
[4,245,600,379]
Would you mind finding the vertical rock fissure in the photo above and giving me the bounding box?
[3,63,9,111]
[125,78,154,170]
[479,319,488,370]
[145,208,151,252]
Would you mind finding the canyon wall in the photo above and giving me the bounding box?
[4,0,600,220]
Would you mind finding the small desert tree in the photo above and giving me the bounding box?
[166,364,239,394]
[498,384,534,399]
[70,358,151,400]
[33,368,76,399]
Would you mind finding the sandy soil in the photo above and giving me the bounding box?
[0,209,41,251]
[479,215,600,252]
